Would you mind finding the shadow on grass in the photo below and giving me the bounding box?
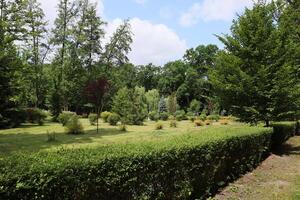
[0,127,128,156]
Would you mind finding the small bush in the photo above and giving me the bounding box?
[174,110,186,121]
[170,120,177,128]
[58,112,76,126]
[159,112,169,121]
[101,111,112,122]
[65,116,83,135]
[149,111,159,121]
[204,120,212,125]
[26,108,47,125]
[46,131,56,142]
[207,115,220,122]
[118,124,127,132]
[168,115,175,120]
[219,119,229,125]
[188,116,196,122]
[88,113,98,125]
[199,113,207,121]
[107,113,120,126]
[155,122,163,130]
[194,120,204,127]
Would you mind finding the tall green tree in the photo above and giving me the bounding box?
[22,0,48,108]
[0,0,27,128]
[103,20,132,67]
[51,0,77,111]
[211,1,297,125]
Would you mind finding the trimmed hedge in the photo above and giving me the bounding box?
[0,127,273,200]
[271,122,297,149]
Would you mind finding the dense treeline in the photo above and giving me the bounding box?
[0,0,299,128]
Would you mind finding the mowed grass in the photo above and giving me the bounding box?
[0,118,246,157]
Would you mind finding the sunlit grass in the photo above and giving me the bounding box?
[0,118,248,157]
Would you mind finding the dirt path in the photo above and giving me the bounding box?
[213,136,300,200]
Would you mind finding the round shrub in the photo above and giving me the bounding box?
[194,120,204,127]
[170,120,177,128]
[155,122,163,130]
[58,112,76,126]
[188,116,196,122]
[174,110,186,121]
[207,115,220,122]
[159,112,169,121]
[88,113,98,125]
[168,115,175,120]
[101,111,112,122]
[149,111,159,121]
[199,113,207,121]
[66,116,83,135]
[25,108,47,125]
[107,113,120,126]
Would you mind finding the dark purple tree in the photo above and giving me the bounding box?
[83,78,109,133]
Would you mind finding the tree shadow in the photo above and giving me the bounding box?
[273,138,300,156]
[0,127,129,157]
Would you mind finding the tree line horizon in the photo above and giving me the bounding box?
[0,0,299,129]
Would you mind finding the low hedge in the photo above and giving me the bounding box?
[271,122,297,149]
[0,127,272,200]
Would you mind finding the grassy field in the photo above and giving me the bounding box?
[0,118,246,157]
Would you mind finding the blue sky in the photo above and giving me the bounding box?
[39,0,254,65]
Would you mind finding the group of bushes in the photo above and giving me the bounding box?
[0,108,48,128]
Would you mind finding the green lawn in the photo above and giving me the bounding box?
[0,119,246,157]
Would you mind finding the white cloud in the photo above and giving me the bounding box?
[38,0,104,27]
[106,18,187,65]
[133,0,147,4]
[179,0,253,27]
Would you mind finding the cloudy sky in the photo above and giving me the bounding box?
[38,0,254,65]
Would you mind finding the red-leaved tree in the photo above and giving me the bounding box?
[83,78,110,133]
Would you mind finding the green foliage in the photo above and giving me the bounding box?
[88,113,98,125]
[159,112,169,121]
[175,110,186,121]
[149,111,159,121]
[101,111,112,123]
[167,93,178,114]
[58,112,76,126]
[158,97,168,113]
[155,122,163,130]
[0,108,27,128]
[145,89,160,113]
[271,122,296,149]
[189,99,201,115]
[65,116,83,135]
[211,2,299,125]
[107,113,120,126]
[207,115,220,122]
[112,87,147,125]
[0,127,273,199]
[25,108,47,125]
[199,113,207,121]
